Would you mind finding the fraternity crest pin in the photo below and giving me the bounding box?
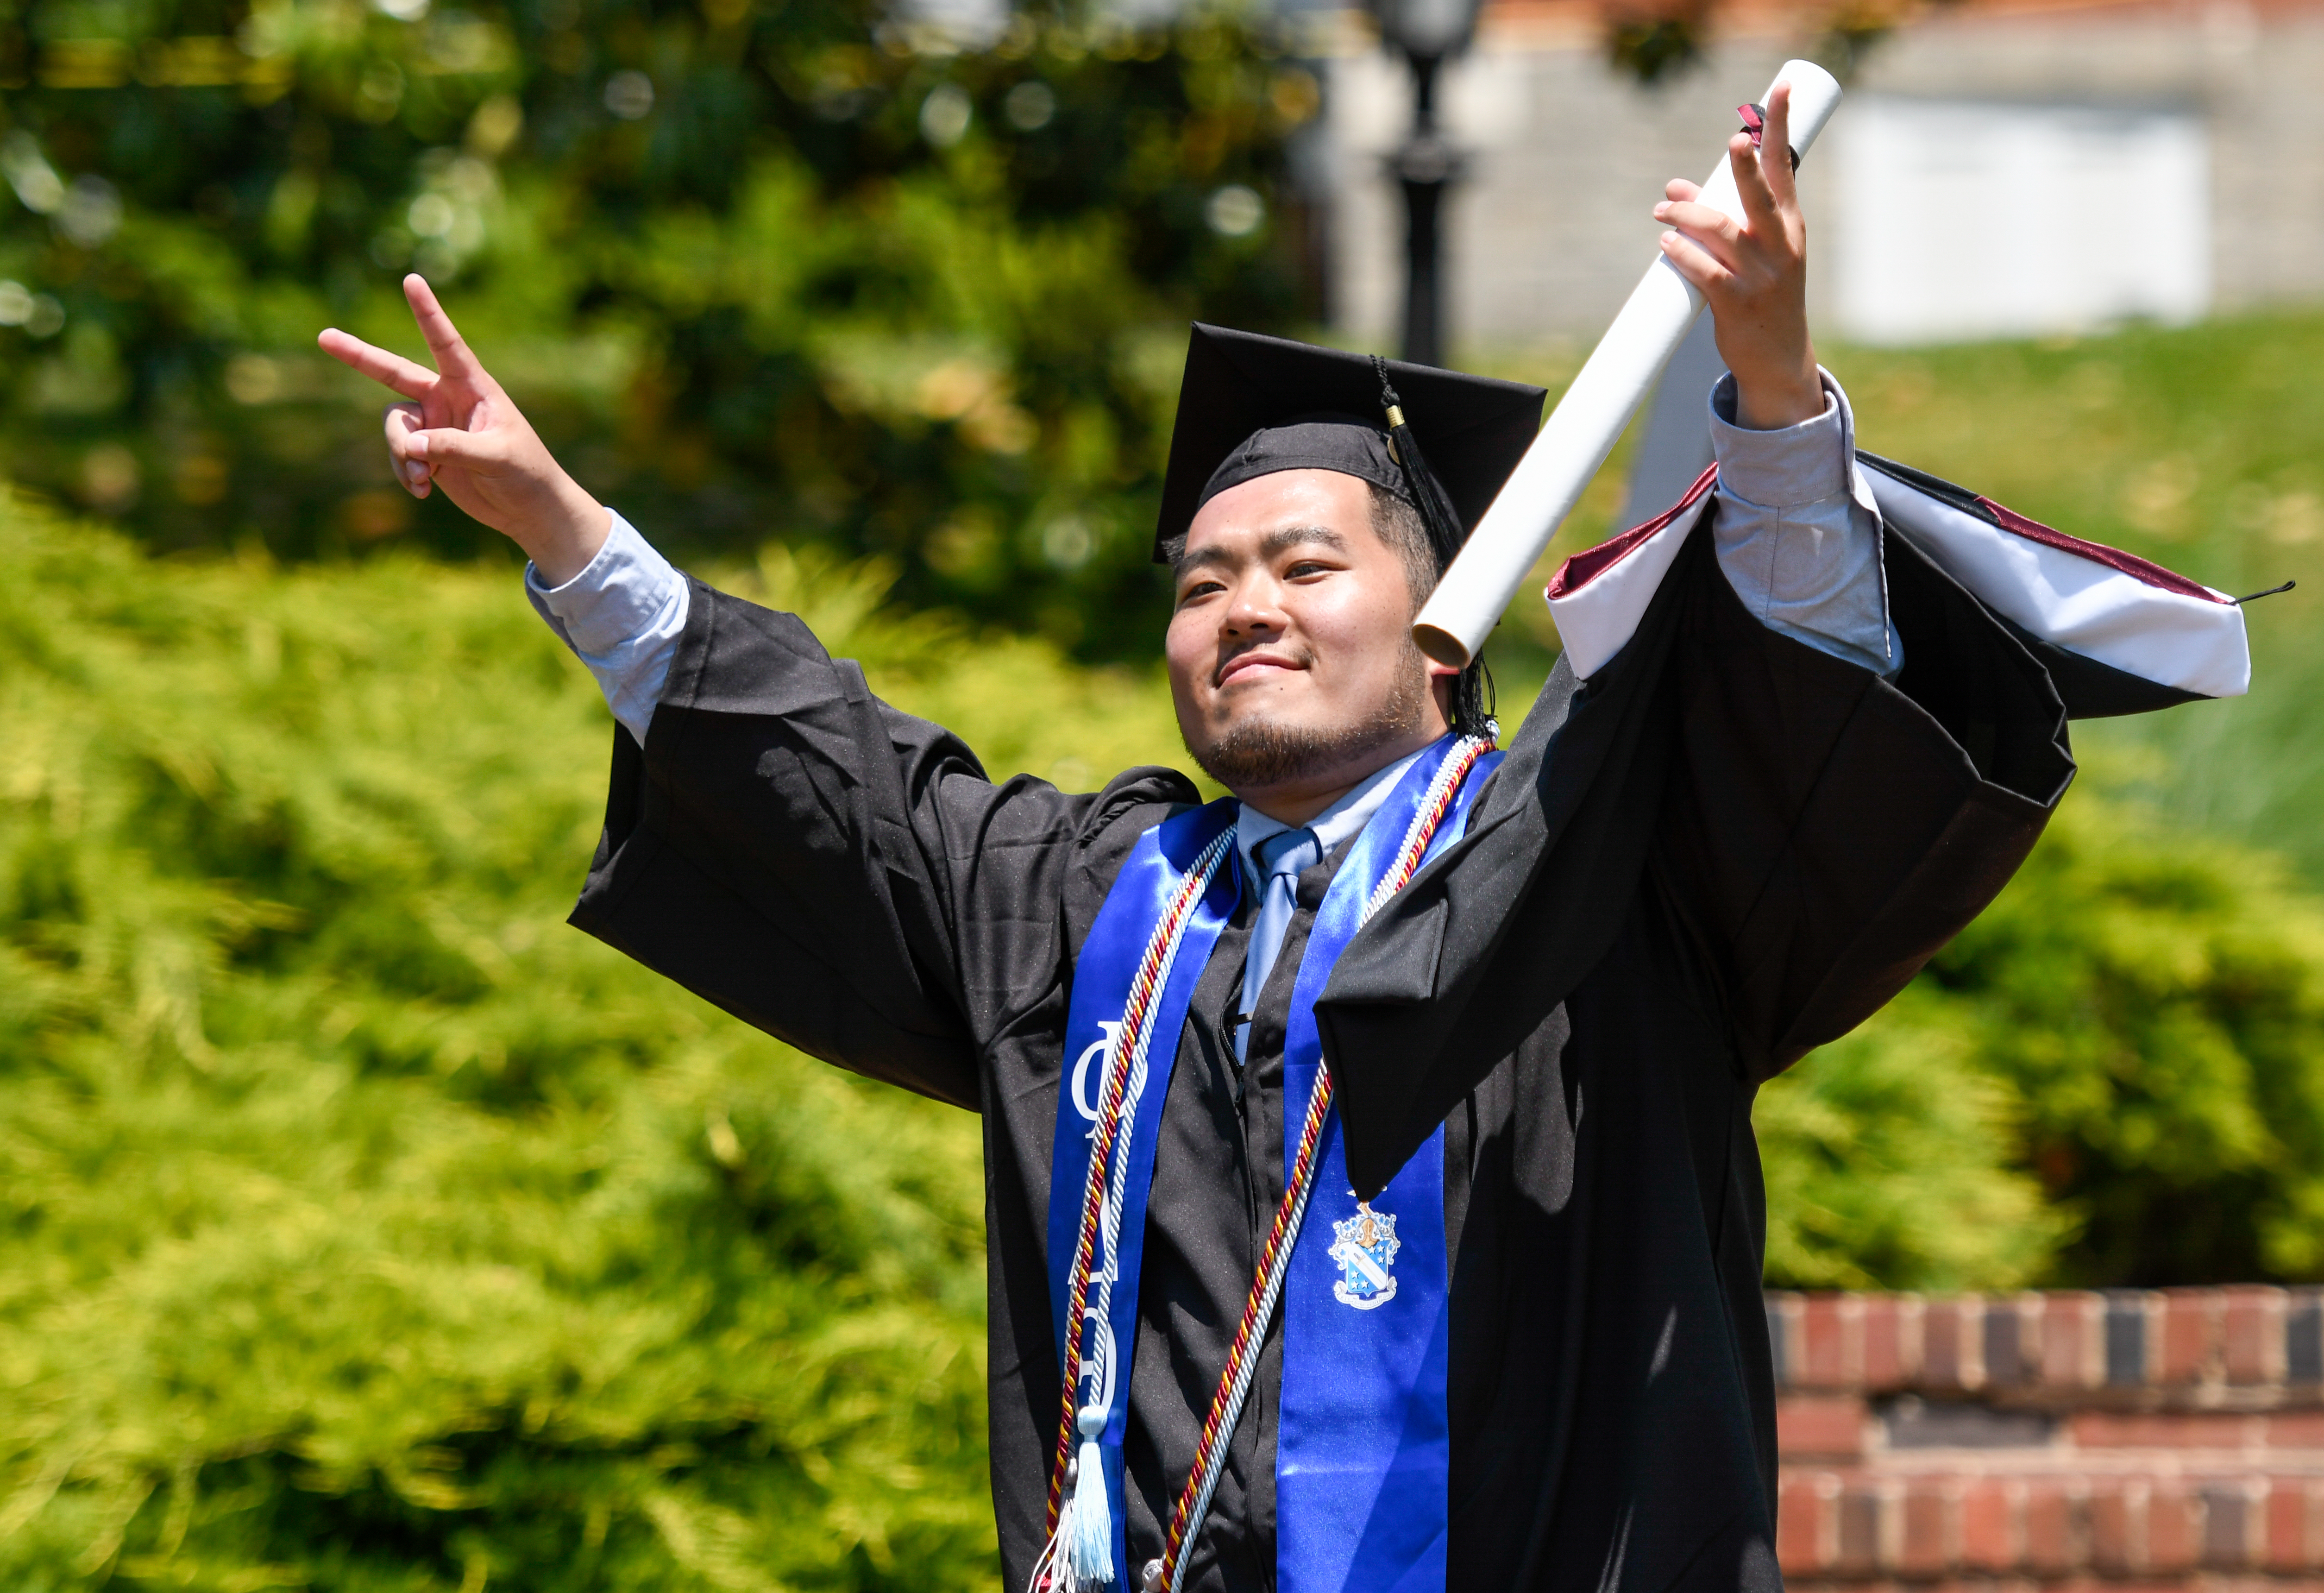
[1328,1202,1401,1310]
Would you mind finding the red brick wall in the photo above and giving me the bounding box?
[1769,1289,2324,1587]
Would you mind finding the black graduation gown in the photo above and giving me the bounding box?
[566,515,2073,1593]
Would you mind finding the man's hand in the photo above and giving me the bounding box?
[1652,80,1825,431]
[318,276,609,584]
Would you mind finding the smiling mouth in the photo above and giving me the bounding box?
[1216,652,1306,689]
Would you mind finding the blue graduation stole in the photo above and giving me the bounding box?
[1045,732,1500,1593]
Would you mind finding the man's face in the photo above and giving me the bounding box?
[1166,468,1455,816]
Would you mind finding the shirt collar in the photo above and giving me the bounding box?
[1232,743,1430,888]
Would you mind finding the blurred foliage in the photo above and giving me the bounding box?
[1595,0,1914,88]
[1604,7,1707,85]
[0,0,1320,656]
[1756,983,2071,1293]
[0,488,1199,1590]
[1918,782,2324,1287]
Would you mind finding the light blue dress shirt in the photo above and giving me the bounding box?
[525,510,688,749]
[1228,745,1425,1061]
[1705,367,1900,678]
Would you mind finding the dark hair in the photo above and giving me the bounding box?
[1365,483,1494,737]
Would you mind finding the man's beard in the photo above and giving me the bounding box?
[1184,643,1430,792]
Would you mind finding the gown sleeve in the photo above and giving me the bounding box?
[1647,518,2073,1079]
[566,577,1196,1110]
[1318,513,2077,1196]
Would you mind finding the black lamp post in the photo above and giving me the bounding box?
[1372,0,1484,368]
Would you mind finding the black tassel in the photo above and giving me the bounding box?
[1375,357,1496,739]
[1373,357,1464,569]
[2237,579,2296,604]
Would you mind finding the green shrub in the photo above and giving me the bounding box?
[1755,982,2070,1292]
[1918,776,2324,1285]
[0,495,1197,1591]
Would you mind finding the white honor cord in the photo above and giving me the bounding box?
[1162,1160,1320,1593]
[1087,852,1195,1412]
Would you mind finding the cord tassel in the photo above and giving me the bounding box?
[1371,358,1466,570]
[1028,1408,1116,1592]
[1044,1405,1113,1591]
[1038,831,1232,1593]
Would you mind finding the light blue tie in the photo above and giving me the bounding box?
[1237,826,1319,1064]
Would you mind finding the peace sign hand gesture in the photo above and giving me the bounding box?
[318,275,609,584]
[1650,80,1827,432]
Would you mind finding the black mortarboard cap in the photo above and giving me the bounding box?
[1152,323,1546,565]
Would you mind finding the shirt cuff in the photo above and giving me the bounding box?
[524,510,680,657]
[1707,370,1847,508]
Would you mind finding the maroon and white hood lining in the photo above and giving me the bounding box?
[1545,453,2252,708]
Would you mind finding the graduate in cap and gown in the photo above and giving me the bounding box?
[320,88,2255,1593]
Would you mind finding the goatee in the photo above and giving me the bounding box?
[1186,647,1430,792]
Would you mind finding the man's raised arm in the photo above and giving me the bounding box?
[317,281,1196,1108]
[1649,81,1896,677]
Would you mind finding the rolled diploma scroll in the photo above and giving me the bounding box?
[1411,59,1845,668]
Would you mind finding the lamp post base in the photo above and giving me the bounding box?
[1388,52,1463,370]
[1393,133,1462,368]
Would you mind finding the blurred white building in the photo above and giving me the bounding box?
[1318,0,2324,346]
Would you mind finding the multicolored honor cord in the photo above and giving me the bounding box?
[1157,733,1493,1593]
